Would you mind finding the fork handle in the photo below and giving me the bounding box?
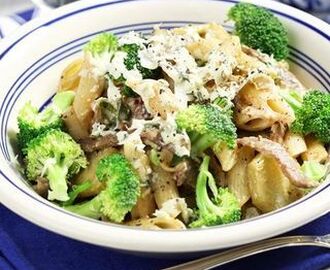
[163,235,330,270]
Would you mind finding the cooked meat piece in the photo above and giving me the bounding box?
[269,121,287,144]
[33,177,49,198]
[141,128,163,148]
[125,97,151,119]
[80,134,118,153]
[173,160,199,187]
[237,136,317,188]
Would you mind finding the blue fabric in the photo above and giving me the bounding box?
[0,205,329,270]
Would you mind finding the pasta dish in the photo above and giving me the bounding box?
[16,3,329,230]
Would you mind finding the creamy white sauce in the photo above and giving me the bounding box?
[153,198,193,223]
[91,24,259,157]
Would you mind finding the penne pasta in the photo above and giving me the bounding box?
[62,106,90,140]
[151,165,179,208]
[58,58,83,92]
[227,146,255,207]
[283,131,307,158]
[234,75,295,131]
[247,154,303,213]
[301,136,328,163]
[131,187,156,219]
[72,55,105,132]
[212,141,238,172]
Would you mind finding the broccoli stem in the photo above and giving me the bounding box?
[191,136,216,157]
[62,181,93,207]
[47,164,69,201]
[196,156,218,215]
[65,195,103,219]
[195,158,210,216]
[280,90,303,111]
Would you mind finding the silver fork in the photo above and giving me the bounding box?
[163,234,330,270]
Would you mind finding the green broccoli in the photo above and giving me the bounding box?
[189,155,241,228]
[112,43,160,97]
[213,96,234,117]
[17,91,75,153]
[228,3,289,60]
[282,90,330,143]
[301,161,327,182]
[121,43,160,79]
[176,104,236,157]
[64,154,141,222]
[62,181,93,207]
[279,89,304,111]
[84,32,118,56]
[25,129,87,201]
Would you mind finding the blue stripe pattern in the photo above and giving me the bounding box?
[0,0,329,228]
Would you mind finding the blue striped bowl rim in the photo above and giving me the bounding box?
[0,0,328,253]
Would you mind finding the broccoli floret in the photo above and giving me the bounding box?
[189,156,241,228]
[282,90,330,143]
[228,3,289,60]
[108,42,161,97]
[213,96,234,117]
[176,104,236,156]
[84,32,118,56]
[121,43,161,79]
[301,161,327,182]
[17,104,62,153]
[52,91,75,113]
[64,154,141,222]
[17,91,75,153]
[25,129,87,201]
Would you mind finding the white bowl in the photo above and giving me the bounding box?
[0,0,329,253]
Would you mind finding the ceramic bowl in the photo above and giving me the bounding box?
[0,0,329,253]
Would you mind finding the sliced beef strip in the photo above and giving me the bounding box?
[80,134,118,153]
[237,136,317,188]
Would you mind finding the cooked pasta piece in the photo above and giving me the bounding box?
[127,79,180,118]
[131,187,156,219]
[62,106,90,140]
[227,146,255,207]
[301,136,328,163]
[151,166,179,208]
[73,147,117,198]
[72,55,105,132]
[212,141,238,172]
[126,216,186,230]
[178,23,233,61]
[58,58,83,92]
[153,197,192,223]
[283,131,307,158]
[123,138,151,184]
[234,75,295,131]
[237,136,316,188]
[247,154,303,213]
